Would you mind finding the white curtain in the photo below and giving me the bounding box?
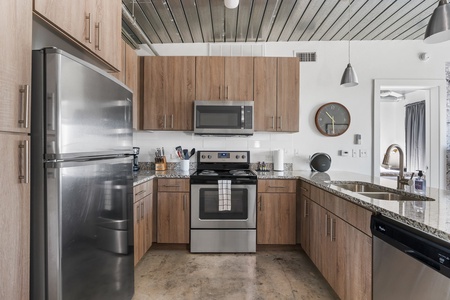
[405,101,425,172]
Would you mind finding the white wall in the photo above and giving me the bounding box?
[134,40,450,174]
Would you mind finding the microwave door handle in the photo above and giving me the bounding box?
[241,106,245,129]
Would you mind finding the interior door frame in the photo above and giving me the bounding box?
[373,79,446,188]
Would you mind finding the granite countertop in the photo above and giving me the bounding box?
[133,169,194,185]
[134,169,450,244]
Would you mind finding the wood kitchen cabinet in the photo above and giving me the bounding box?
[0,133,31,300]
[157,179,190,243]
[298,181,311,255]
[307,185,372,300]
[254,57,299,132]
[133,179,153,265]
[0,1,32,299]
[113,40,141,130]
[1,0,32,134]
[195,56,254,101]
[143,57,195,131]
[257,180,296,244]
[33,0,122,71]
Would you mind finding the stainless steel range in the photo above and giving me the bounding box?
[190,151,257,253]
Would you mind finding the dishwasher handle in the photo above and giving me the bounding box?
[404,249,441,271]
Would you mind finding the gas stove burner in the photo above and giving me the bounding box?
[199,170,218,176]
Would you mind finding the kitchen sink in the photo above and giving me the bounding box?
[329,181,434,201]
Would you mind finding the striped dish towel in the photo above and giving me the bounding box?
[218,180,231,211]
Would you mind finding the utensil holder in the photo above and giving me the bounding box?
[180,159,189,172]
[155,156,167,171]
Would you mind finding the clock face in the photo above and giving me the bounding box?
[315,102,350,136]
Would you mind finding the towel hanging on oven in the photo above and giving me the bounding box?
[218,180,231,211]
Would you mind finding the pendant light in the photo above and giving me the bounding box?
[224,0,239,9]
[424,0,450,43]
[340,0,359,87]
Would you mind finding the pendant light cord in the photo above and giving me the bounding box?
[348,0,351,63]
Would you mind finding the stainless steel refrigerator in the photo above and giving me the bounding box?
[30,48,134,300]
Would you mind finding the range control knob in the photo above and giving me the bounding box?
[235,155,240,159]
[241,155,246,159]
[207,155,212,159]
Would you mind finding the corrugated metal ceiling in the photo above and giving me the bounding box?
[122,0,437,44]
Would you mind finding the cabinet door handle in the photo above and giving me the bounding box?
[271,116,275,129]
[141,202,144,220]
[163,115,167,129]
[137,204,140,224]
[163,185,180,188]
[170,114,174,129]
[331,218,336,241]
[304,200,308,217]
[19,85,30,128]
[18,140,29,184]
[259,195,262,211]
[325,213,330,237]
[183,194,186,211]
[278,116,282,130]
[226,86,229,99]
[268,186,285,189]
[85,13,92,43]
[301,187,308,192]
[219,86,221,100]
[135,190,145,197]
[95,22,101,50]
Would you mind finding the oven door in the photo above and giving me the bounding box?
[191,184,256,229]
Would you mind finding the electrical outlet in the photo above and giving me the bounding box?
[359,149,368,157]
[352,149,357,158]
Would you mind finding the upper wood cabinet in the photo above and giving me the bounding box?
[112,40,141,130]
[195,56,253,101]
[254,57,299,132]
[142,56,195,131]
[0,0,32,134]
[33,0,121,71]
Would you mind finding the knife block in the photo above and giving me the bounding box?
[155,156,167,171]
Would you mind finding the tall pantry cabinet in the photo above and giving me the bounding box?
[0,0,32,299]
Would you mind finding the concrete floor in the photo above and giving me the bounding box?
[133,245,338,300]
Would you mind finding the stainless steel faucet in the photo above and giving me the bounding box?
[382,144,414,189]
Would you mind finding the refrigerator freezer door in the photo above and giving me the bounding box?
[33,49,133,160]
[33,156,134,300]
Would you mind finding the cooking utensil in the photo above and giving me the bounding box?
[189,148,196,158]
[183,149,189,159]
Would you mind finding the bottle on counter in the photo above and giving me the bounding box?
[414,170,426,194]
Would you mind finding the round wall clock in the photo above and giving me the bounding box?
[315,102,351,136]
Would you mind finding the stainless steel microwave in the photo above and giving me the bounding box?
[194,100,254,136]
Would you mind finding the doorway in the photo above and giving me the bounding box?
[373,79,446,189]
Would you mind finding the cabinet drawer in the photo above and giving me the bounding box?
[158,179,190,192]
[134,180,152,202]
[299,181,311,198]
[258,179,296,193]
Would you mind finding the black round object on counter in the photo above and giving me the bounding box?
[310,152,331,172]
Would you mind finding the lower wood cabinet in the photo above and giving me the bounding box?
[257,179,296,244]
[306,183,372,300]
[133,179,153,265]
[157,179,190,244]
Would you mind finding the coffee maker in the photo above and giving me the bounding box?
[133,147,140,171]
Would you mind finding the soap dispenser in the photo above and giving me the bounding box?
[414,170,426,194]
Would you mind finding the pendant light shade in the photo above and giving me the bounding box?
[424,0,450,44]
[224,0,239,9]
[340,0,358,87]
[340,63,359,87]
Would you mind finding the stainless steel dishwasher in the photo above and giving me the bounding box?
[371,215,450,300]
